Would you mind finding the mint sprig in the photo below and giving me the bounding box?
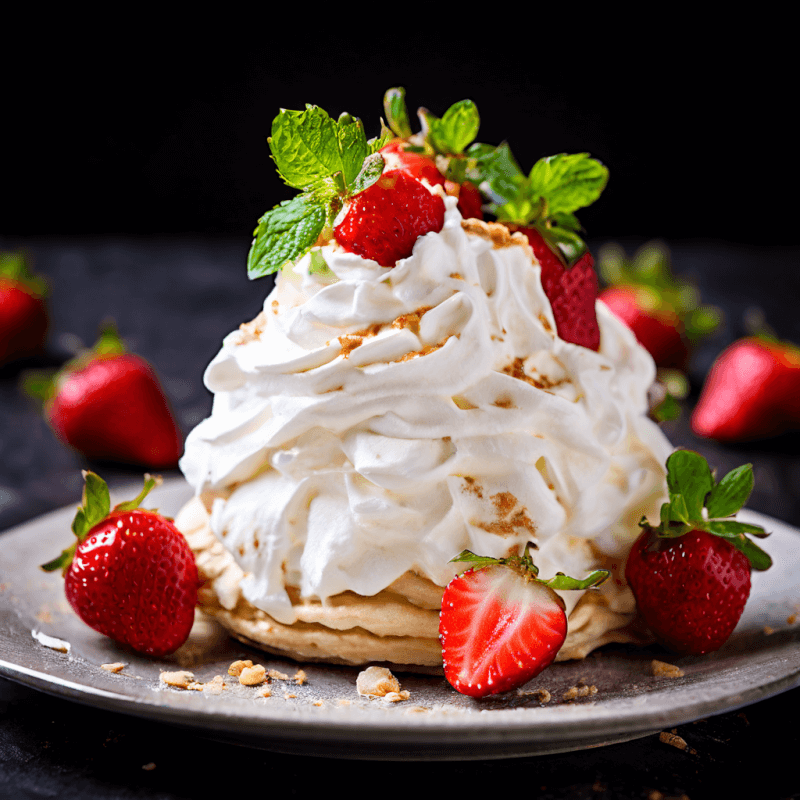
[450,546,609,591]
[248,104,391,280]
[641,450,771,570]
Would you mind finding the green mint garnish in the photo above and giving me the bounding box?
[384,87,413,139]
[248,104,391,279]
[641,450,771,570]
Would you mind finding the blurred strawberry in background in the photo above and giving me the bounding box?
[26,323,183,468]
[0,251,48,367]
[597,241,722,370]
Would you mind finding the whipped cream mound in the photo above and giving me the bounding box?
[181,197,672,626]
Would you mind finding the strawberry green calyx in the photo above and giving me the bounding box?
[23,321,127,406]
[41,471,162,574]
[248,105,392,279]
[597,241,722,344]
[641,450,772,570]
[0,251,47,297]
[450,547,609,591]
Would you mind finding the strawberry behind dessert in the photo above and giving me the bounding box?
[34,324,182,468]
[0,251,48,367]
[42,471,198,657]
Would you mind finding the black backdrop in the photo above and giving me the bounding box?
[4,29,794,244]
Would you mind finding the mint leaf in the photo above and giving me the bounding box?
[469,142,524,205]
[336,113,369,190]
[350,153,385,196]
[666,450,714,520]
[428,99,480,155]
[528,153,609,217]
[383,87,412,139]
[706,464,754,519]
[247,195,326,279]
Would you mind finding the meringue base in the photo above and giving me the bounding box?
[174,496,651,672]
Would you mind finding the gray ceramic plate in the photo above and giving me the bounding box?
[1,478,799,760]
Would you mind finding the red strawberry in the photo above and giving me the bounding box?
[511,226,600,351]
[0,252,48,366]
[334,170,445,267]
[691,336,800,442]
[42,472,198,657]
[439,548,607,697]
[445,178,484,220]
[44,325,182,468]
[625,450,771,655]
[379,139,445,188]
[595,242,721,369]
[599,284,689,368]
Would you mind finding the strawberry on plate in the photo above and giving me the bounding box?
[691,335,800,442]
[0,251,48,367]
[42,471,198,657]
[31,323,182,468]
[596,241,722,369]
[625,450,771,655]
[439,547,608,697]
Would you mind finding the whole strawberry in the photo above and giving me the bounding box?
[625,450,771,655]
[334,170,445,267]
[440,548,607,697]
[42,472,198,657]
[691,336,800,442]
[41,324,182,468]
[380,139,445,188]
[0,251,48,366]
[597,241,721,369]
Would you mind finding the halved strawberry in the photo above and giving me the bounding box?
[439,548,607,698]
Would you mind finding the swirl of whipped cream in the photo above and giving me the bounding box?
[180,197,672,624]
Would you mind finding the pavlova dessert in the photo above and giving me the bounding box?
[175,89,675,683]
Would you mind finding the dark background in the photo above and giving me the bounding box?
[3,29,795,245]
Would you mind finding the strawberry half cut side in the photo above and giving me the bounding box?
[42,471,199,657]
[439,548,608,698]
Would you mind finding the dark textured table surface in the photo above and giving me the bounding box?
[2,237,800,799]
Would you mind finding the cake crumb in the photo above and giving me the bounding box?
[384,690,411,703]
[142,762,156,771]
[259,687,272,698]
[763,625,775,635]
[101,662,126,673]
[562,680,598,701]
[294,669,308,685]
[203,675,226,694]
[284,692,297,699]
[356,666,402,697]
[519,688,551,703]
[239,664,267,686]
[313,700,324,706]
[160,670,195,689]
[227,659,253,677]
[659,730,696,754]
[787,614,797,624]
[268,668,290,681]
[651,659,684,678]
